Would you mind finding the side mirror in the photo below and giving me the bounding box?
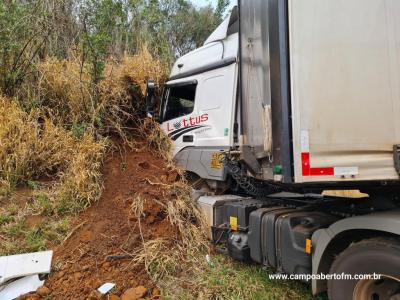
[145,80,157,118]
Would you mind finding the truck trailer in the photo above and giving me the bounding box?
[145,1,400,299]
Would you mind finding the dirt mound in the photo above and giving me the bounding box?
[21,143,179,299]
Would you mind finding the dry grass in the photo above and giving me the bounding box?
[102,47,165,98]
[0,96,106,200]
[0,96,73,188]
[140,118,173,161]
[34,48,166,140]
[99,48,165,139]
[0,96,106,255]
[129,172,212,297]
[36,57,92,125]
[54,134,106,214]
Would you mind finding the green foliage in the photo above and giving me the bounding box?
[72,122,88,138]
[6,221,26,237]
[7,203,19,216]
[0,215,71,255]
[134,0,230,60]
[0,0,231,98]
[169,5,213,56]
[36,193,53,216]
[0,214,14,226]
[193,255,314,300]
[215,0,231,20]
[80,0,126,85]
[24,219,70,252]
[27,180,40,190]
[25,226,48,251]
[0,1,37,96]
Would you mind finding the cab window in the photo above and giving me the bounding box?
[162,83,197,122]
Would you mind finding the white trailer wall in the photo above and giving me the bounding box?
[289,0,400,183]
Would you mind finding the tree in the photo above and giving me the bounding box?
[0,1,51,96]
[169,0,231,57]
[0,0,231,97]
[215,0,230,20]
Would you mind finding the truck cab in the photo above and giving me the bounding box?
[158,11,239,190]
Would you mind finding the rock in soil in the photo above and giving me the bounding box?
[121,286,148,300]
[88,290,102,300]
[151,287,161,298]
[36,286,51,296]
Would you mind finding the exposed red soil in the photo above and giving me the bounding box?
[21,143,179,300]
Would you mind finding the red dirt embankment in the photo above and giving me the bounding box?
[22,144,179,300]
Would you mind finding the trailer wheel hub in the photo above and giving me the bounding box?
[353,275,400,300]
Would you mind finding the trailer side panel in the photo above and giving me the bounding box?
[289,0,400,183]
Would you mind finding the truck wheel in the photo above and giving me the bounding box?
[328,238,400,300]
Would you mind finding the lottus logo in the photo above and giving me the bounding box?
[167,113,209,133]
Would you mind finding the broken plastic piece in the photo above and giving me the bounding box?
[0,275,44,300]
[0,251,53,285]
[97,282,116,294]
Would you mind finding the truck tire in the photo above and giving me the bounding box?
[328,238,400,300]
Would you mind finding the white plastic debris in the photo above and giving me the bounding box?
[97,282,116,294]
[0,250,53,285]
[0,275,44,300]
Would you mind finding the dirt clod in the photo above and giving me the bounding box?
[151,287,161,299]
[24,295,40,300]
[74,272,83,280]
[88,290,102,300]
[36,286,51,296]
[121,286,148,300]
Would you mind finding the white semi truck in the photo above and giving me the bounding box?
[145,1,400,299]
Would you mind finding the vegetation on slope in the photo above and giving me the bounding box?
[0,46,165,255]
[0,95,106,254]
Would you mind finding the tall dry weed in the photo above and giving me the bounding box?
[55,134,106,214]
[34,48,166,140]
[0,96,72,186]
[130,174,210,296]
[0,96,37,186]
[140,118,173,161]
[0,95,106,213]
[99,48,166,138]
[37,57,92,125]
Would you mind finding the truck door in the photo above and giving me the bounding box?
[195,63,238,149]
[161,64,237,157]
[160,81,199,155]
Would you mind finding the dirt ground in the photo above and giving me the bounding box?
[20,144,180,300]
